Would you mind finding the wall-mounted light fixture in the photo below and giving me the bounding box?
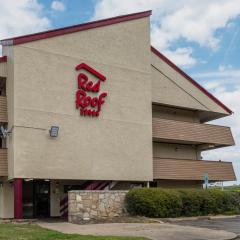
[0,126,11,139]
[49,126,59,137]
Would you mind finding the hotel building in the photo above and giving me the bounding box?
[0,11,236,219]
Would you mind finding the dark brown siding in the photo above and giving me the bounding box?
[153,158,236,181]
[153,118,235,147]
[0,149,7,176]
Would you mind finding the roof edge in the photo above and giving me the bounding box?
[0,56,7,63]
[151,46,233,115]
[0,10,152,46]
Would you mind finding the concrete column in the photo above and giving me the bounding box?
[14,179,23,219]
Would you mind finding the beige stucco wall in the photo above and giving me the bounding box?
[6,17,153,181]
[152,105,200,123]
[50,180,60,217]
[0,180,14,218]
[153,142,199,160]
[151,53,229,115]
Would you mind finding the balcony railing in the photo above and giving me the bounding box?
[153,158,236,181]
[0,96,7,122]
[0,148,7,176]
[152,118,234,150]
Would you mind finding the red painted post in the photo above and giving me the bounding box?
[14,179,23,219]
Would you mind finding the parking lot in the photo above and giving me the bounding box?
[175,216,240,237]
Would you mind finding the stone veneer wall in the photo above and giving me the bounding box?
[68,190,128,223]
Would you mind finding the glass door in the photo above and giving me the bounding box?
[34,180,50,218]
[23,180,34,218]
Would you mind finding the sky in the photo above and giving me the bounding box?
[0,0,239,185]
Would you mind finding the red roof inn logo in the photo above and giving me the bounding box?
[75,63,107,117]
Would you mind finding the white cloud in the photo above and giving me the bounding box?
[202,87,240,184]
[0,0,50,53]
[51,1,65,12]
[93,0,240,68]
[162,47,197,68]
[196,67,240,184]
[193,67,240,88]
[218,64,233,72]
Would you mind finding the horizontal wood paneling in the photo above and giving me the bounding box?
[153,118,235,147]
[0,62,7,78]
[0,96,7,122]
[153,158,236,181]
[0,149,8,176]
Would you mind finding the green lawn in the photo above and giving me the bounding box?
[0,224,148,240]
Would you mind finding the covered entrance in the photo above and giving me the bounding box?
[13,179,115,219]
[23,180,50,218]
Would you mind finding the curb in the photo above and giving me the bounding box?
[228,235,239,240]
[0,219,38,224]
[157,215,240,223]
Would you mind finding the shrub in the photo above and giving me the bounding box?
[125,188,240,218]
[178,189,203,216]
[227,191,240,214]
[125,188,182,218]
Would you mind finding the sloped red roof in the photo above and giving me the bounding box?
[151,46,232,114]
[0,10,151,46]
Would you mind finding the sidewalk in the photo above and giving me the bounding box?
[37,221,237,240]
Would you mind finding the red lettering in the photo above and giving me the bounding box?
[77,73,101,93]
[76,89,86,109]
[78,73,88,90]
[97,92,107,112]
[92,80,100,92]
[76,90,107,117]
[86,81,93,91]
[76,63,107,117]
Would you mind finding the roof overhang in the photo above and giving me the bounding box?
[151,46,233,116]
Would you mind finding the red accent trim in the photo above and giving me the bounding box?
[151,46,232,114]
[0,11,152,46]
[60,195,68,218]
[76,63,106,81]
[60,196,68,206]
[85,181,101,190]
[60,204,68,212]
[95,181,110,190]
[0,56,7,63]
[14,179,23,219]
[80,181,92,189]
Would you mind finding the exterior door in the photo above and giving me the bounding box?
[34,180,50,218]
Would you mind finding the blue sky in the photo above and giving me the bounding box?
[0,0,239,185]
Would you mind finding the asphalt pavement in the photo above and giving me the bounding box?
[37,220,237,240]
[175,216,240,237]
